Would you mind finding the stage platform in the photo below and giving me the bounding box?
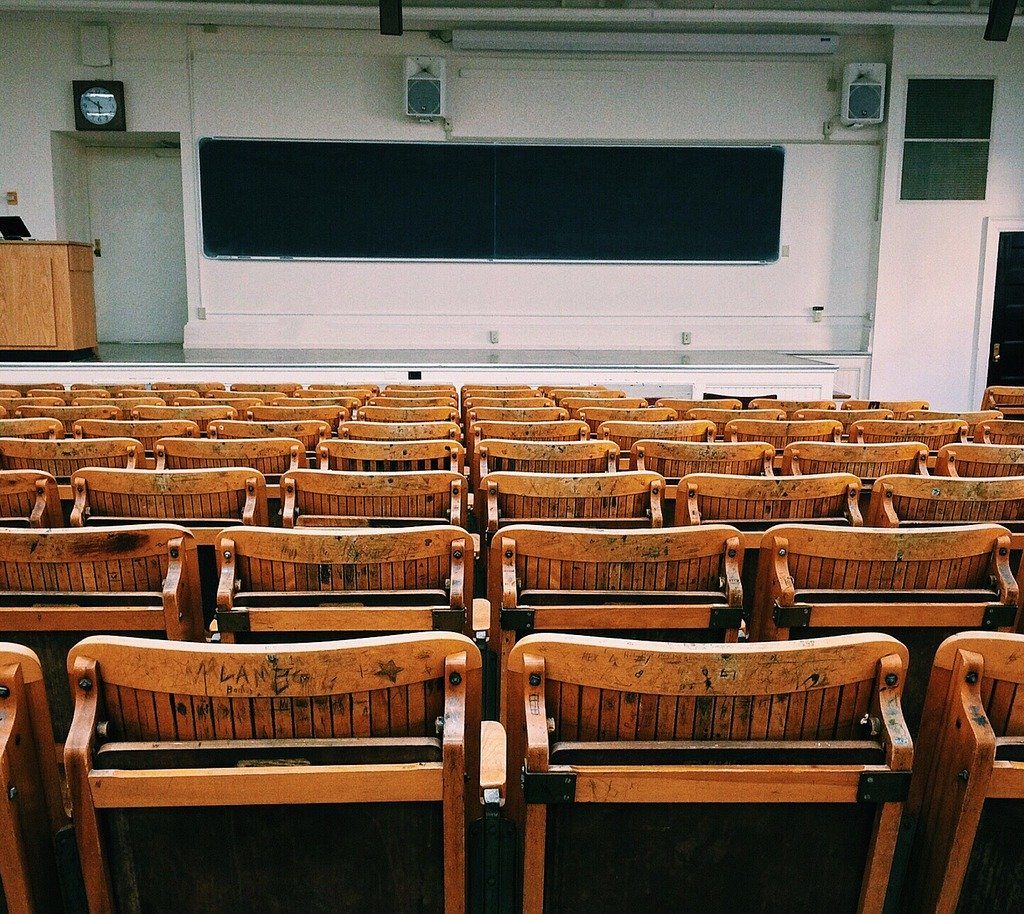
[0,345,838,398]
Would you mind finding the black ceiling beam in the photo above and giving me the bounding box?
[985,0,1018,41]
[380,0,403,35]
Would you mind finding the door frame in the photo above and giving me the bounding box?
[972,217,1024,408]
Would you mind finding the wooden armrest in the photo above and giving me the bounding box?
[472,597,491,635]
[480,720,507,802]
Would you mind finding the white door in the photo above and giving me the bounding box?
[86,146,187,343]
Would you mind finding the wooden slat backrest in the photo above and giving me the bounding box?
[359,405,460,424]
[72,468,269,527]
[906,409,1002,425]
[782,441,929,480]
[74,419,200,453]
[0,390,23,399]
[468,407,569,424]
[339,421,461,442]
[561,397,648,415]
[210,419,332,452]
[749,398,837,416]
[156,437,305,475]
[0,397,63,415]
[151,381,226,393]
[471,421,589,445]
[0,418,64,440]
[272,396,363,411]
[935,442,1024,477]
[981,385,1024,413]
[680,472,862,527]
[726,419,843,449]
[370,396,458,409]
[656,397,742,413]
[31,388,110,402]
[0,436,143,478]
[476,440,618,480]
[632,440,775,477]
[547,388,624,404]
[850,419,968,450]
[974,419,1024,445]
[903,631,1024,912]
[0,643,66,913]
[843,399,930,419]
[74,396,163,409]
[794,408,894,431]
[462,385,539,398]
[134,404,237,433]
[599,419,715,453]
[307,383,380,396]
[114,388,200,402]
[247,404,349,429]
[463,397,552,410]
[281,469,467,528]
[577,407,676,436]
[318,439,465,474]
[383,385,458,395]
[15,404,122,424]
[868,474,1024,529]
[177,396,268,409]
[687,407,786,424]
[230,382,303,394]
[0,470,62,528]
[69,383,141,394]
[1,384,64,395]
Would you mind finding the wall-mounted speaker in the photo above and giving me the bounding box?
[405,57,446,119]
[841,63,886,126]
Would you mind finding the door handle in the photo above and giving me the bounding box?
[993,342,1001,362]
[93,238,101,258]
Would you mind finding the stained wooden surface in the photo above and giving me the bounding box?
[782,441,928,480]
[727,418,843,450]
[74,419,200,454]
[320,438,465,474]
[934,443,1024,478]
[476,440,618,483]
[843,399,929,419]
[134,405,237,434]
[0,436,142,479]
[633,440,775,479]
[975,419,1024,445]
[156,437,305,476]
[210,419,331,452]
[599,419,714,454]
[0,469,62,528]
[851,419,968,450]
[340,421,461,441]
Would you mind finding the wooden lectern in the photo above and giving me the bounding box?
[0,241,97,351]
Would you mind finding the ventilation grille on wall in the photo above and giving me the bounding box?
[901,78,994,201]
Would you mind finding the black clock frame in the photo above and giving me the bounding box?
[73,80,126,132]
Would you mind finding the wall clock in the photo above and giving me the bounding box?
[73,80,126,131]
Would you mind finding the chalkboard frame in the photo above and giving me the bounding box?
[198,137,785,265]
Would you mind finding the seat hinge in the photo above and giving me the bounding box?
[214,608,250,633]
[857,770,911,804]
[500,607,535,632]
[773,603,812,629]
[709,607,744,630]
[431,607,465,632]
[982,603,1018,629]
[522,767,576,805]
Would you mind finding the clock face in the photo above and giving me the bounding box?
[80,86,118,125]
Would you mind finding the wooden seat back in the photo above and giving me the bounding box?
[65,632,480,914]
[0,397,64,415]
[0,436,143,479]
[468,407,568,425]
[906,409,1002,426]
[782,441,929,480]
[632,440,775,478]
[306,383,379,397]
[726,418,843,449]
[687,407,786,425]
[33,388,111,403]
[463,397,553,410]
[282,469,467,528]
[752,523,1019,731]
[935,442,1024,477]
[0,643,67,913]
[655,397,742,413]
[462,384,539,398]
[72,468,269,534]
[359,405,461,424]
[134,404,237,433]
[2,383,64,395]
[114,387,200,403]
[561,397,647,415]
[0,470,62,527]
[476,440,618,482]
[680,472,862,531]
[981,384,1024,417]
[470,421,588,446]
[794,407,894,432]
[850,419,968,450]
[215,525,472,640]
[272,396,363,411]
[974,418,1024,445]
[576,407,676,436]
[76,395,163,410]
[230,382,302,394]
[749,398,837,416]
[506,632,911,914]
[151,380,226,393]
[903,632,1024,912]
[156,436,305,475]
[177,396,268,409]
[868,474,1024,534]
[75,418,200,453]
[339,421,461,441]
[843,399,930,419]
[247,404,349,430]
[369,395,458,409]
[318,438,465,474]
[598,419,714,453]
[68,383,136,394]
[16,404,122,424]
[546,388,624,403]
[210,419,331,452]
[0,418,64,440]
[0,525,203,738]
[383,384,458,395]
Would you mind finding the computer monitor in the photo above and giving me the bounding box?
[0,217,32,240]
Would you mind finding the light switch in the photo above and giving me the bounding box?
[5,192,17,206]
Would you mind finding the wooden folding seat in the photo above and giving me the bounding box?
[370,395,458,409]
[281,469,467,528]
[974,418,1024,445]
[67,632,482,914]
[902,631,1024,913]
[156,436,305,476]
[0,396,63,415]
[538,385,613,396]
[726,418,843,450]
[680,473,862,541]
[599,419,715,454]
[0,525,203,738]
[981,384,1024,418]
[843,399,929,419]
[795,407,894,433]
[68,383,136,394]
[384,384,458,394]
[0,389,21,400]
[272,395,363,411]
[32,387,111,402]
[16,404,122,424]
[360,405,461,424]
[0,470,63,527]
[850,418,968,450]
[210,419,331,452]
[71,467,268,542]
[687,406,786,425]
[470,420,588,445]
[782,441,929,483]
[134,404,237,433]
[0,436,142,481]
[749,398,837,416]
[75,395,164,410]
[299,385,378,400]
[247,404,349,431]
[632,440,775,478]
[656,396,742,413]
[177,395,267,409]
[906,409,1002,427]
[476,440,618,481]
[1,383,64,395]
[463,397,552,410]
[114,387,200,402]
[75,418,199,455]
[319,438,465,474]
[575,406,674,437]
[752,523,1019,730]
[230,381,302,394]
[214,525,472,641]
[479,471,665,543]
[0,418,63,440]
[468,406,568,424]
[506,632,912,914]
[935,442,1024,477]
[561,397,647,416]
[151,380,226,393]
[547,388,625,404]
[340,420,461,441]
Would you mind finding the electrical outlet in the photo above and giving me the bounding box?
[681,332,692,346]
[488,330,499,344]
[5,191,16,206]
